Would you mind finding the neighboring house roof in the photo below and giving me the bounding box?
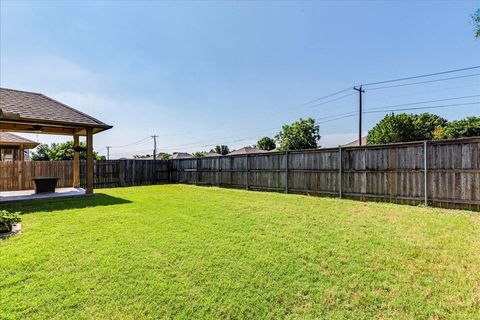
[172,152,192,159]
[0,132,39,149]
[204,151,221,157]
[228,146,268,155]
[343,136,368,147]
[0,88,112,134]
[140,153,170,160]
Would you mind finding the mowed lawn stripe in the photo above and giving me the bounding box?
[1,185,479,319]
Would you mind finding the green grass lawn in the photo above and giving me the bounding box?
[1,185,479,319]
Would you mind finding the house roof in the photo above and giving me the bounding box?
[140,153,170,160]
[0,88,112,135]
[172,152,192,159]
[0,132,39,149]
[228,146,267,155]
[204,151,221,157]
[343,136,368,147]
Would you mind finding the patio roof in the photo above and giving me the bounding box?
[0,87,113,194]
[0,132,39,149]
[0,88,112,136]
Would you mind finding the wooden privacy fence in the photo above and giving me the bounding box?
[171,137,480,211]
[0,160,170,191]
[0,137,478,210]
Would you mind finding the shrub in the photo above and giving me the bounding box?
[0,210,21,233]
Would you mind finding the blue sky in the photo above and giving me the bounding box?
[1,0,479,158]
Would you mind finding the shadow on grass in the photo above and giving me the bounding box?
[2,193,132,214]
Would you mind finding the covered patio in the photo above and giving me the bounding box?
[0,88,112,200]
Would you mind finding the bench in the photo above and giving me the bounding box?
[32,177,59,194]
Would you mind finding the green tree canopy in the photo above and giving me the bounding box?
[275,118,320,151]
[367,113,448,145]
[31,141,104,161]
[30,143,50,161]
[211,145,230,155]
[256,136,276,151]
[133,154,152,159]
[440,116,480,139]
[192,151,205,158]
[160,153,172,160]
[472,9,480,38]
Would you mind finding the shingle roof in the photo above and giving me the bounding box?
[0,132,39,148]
[342,136,368,147]
[0,88,111,129]
[228,146,267,155]
[172,152,192,159]
[204,151,221,157]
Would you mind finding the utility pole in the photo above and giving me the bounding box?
[106,146,111,160]
[151,135,159,160]
[353,86,365,146]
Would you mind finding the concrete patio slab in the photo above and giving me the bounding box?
[0,187,87,203]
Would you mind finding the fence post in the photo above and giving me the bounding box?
[17,161,24,190]
[338,146,342,198]
[245,155,249,190]
[217,157,221,186]
[196,158,200,185]
[285,151,289,194]
[132,159,136,186]
[424,141,428,206]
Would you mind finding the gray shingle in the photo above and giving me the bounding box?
[0,88,110,128]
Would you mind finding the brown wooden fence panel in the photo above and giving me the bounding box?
[1,138,478,210]
[167,137,479,211]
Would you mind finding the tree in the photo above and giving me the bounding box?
[412,113,448,140]
[367,113,448,145]
[160,153,172,160]
[472,9,480,38]
[133,154,152,159]
[275,118,320,151]
[30,144,50,161]
[192,151,205,158]
[31,141,104,161]
[256,136,276,151]
[211,145,230,155]
[441,116,480,139]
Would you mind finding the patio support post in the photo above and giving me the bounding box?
[86,128,94,194]
[19,144,25,161]
[73,135,80,188]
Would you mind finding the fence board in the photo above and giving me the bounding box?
[0,137,478,210]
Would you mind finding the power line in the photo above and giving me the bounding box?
[110,136,151,148]
[316,95,480,122]
[365,83,480,102]
[367,73,480,91]
[301,66,479,108]
[308,92,356,108]
[364,101,480,114]
[114,98,478,156]
[108,99,478,157]
[301,87,352,106]
[360,66,480,87]
[105,67,480,156]
[366,94,480,111]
